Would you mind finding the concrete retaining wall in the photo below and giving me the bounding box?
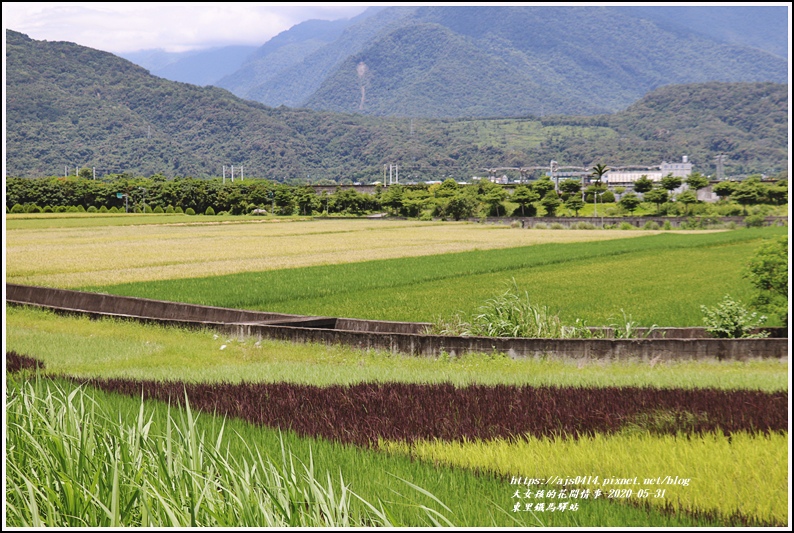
[6,283,311,324]
[472,215,788,229]
[7,284,788,360]
[230,323,786,361]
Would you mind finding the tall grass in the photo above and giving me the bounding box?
[86,227,787,326]
[6,306,788,390]
[5,375,451,527]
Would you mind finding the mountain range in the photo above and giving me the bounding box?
[120,6,788,119]
[5,29,788,180]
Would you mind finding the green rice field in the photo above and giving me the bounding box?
[5,217,790,527]
[87,226,787,326]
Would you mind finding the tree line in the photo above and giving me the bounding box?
[6,173,787,218]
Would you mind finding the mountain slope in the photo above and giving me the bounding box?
[216,7,418,107]
[6,30,787,179]
[303,6,787,117]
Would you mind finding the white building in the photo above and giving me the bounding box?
[604,156,692,185]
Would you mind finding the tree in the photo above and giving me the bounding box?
[589,163,609,185]
[744,236,788,324]
[644,187,668,214]
[482,186,508,216]
[633,175,654,194]
[380,184,404,215]
[589,164,609,216]
[732,180,763,215]
[618,193,641,214]
[765,183,788,206]
[565,195,585,216]
[558,179,582,199]
[531,176,555,198]
[434,178,459,198]
[293,185,319,215]
[660,174,683,192]
[540,191,562,217]
[445,193,477,221]
[676,190,699,215]
[685,172,709,192]
[712,181,736,201]
[511,185,539,217]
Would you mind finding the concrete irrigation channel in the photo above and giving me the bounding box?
[6,284,788,362]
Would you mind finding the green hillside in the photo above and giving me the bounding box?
[258,6,787,118]
[5,30,788,179]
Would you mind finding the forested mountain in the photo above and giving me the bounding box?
[5,30,788,180]
[215,5,787,118]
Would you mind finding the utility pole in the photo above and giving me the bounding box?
[715,154,726,181]
[93,167,95,180]
[223,165,226,184]
[231,165,234,183]
[240,166,244,181]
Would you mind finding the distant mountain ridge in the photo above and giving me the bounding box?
[5,30,788,180]
[212,5,788,118]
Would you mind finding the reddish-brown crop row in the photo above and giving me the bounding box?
[5,351,45,373]
[70,376,787,447]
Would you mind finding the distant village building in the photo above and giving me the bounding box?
[603,156,692,185]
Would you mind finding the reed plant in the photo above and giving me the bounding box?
[5,375,449,527]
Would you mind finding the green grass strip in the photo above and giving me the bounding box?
[6,305,787,390]
[85,227,787,326]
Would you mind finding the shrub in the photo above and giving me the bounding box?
[571,221,596,230]
[549,222,565,230]
[532,222,548,229]
[744,214,765,228]
[642,221,660,230]
[28,205,43,213]
[419,213,433,221]
[76,205,86,212]
[87,206,98,213]
[744,236,788,324]
[43,205,53,213]
[700,295,768,338]
[144,205,153,214]
[662,220,672,230]
[165,205,175,214]
[185,207,196,215]
[10,203,25,213]
[600,190,615,203]
[619,222,634,230]
[175,206,184,214]
[205,206,216,216]
[67,206,79,213]
[217,211,229,216]
[153,206,164,214]
[99,205,108,213]
[109,206,119,213]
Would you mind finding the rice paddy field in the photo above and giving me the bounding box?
[4,215,791,527]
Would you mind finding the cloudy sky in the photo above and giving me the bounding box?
[3,2,372,53]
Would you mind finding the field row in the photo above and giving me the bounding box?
[89,227,787,325]
[72,376,787,447]
[12,374,764,528]
[7,368,786,527]
[6,306,788,390]
[6,218,642,287]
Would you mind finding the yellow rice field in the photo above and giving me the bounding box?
[6,218,654,288]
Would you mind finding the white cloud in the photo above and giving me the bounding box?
[3,2,371,53]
